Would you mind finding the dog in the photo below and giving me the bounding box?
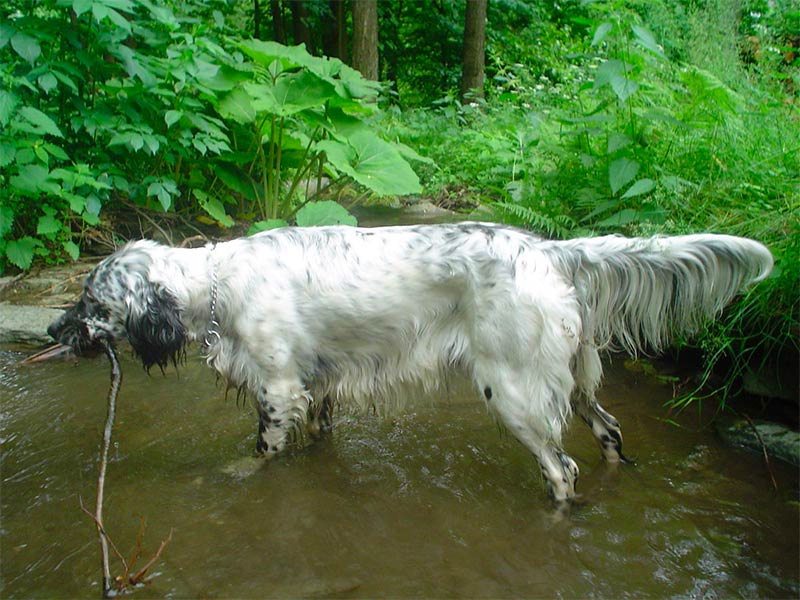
[47,222,772,502]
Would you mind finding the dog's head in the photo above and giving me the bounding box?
[47,241,187,370]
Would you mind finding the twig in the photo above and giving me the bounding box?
[121,199,174,245]
[130,528,174,584]
[79,496,129,573]
[742,414,779,491]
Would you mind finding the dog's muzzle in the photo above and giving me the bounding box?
[47,309,105,356]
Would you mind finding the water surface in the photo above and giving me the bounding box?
[1,347,798,598]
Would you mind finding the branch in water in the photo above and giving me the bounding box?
[81,341,173,598]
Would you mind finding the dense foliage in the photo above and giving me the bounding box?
[1,0,421,270]
[1,0,797,402]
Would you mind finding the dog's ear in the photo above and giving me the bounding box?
[125,281,186,371]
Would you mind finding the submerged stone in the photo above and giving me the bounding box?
[716,417,800,467]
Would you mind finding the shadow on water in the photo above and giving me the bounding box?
[1,346,798,598]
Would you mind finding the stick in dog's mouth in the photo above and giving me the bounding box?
[20,343,75,364]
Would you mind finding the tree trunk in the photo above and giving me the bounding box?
[323,0,347,61]
[254,0,262,39]
[291,0,311,49]
[460,0,488,101]
[352,0,379,80]
[270,0,286,44]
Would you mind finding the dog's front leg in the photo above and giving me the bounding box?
[255,382,311,457]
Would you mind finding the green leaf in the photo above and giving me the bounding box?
[38,72,58,94]
[0,24,14,49]
[216,165,257,201]
[129,133,144,152]
[143,134,159,155]
[632,25,666,59]
[607,132,632,154]
[218,87,256,124]
[609,158,639,195]
[248,219,288,235]
[10,164,59,196]
[43,143,69,161]
[243,71,337,117]
[165,110,182,128]
[105,6,132,33]
[318,131,421,196]
[146,179,177,211]
[594,59,623,89]
[63,240,80,260]
[0,205,13,239]
[592,22,613,47]
[393,140,436,165]
[239,40,316,71]
[5,237,42,270]
[594,208,642,228]
[610,74,639,103]
[621,178,655,199]
[16,107,63,138]
[72,0,93,17]
[35,145,49,164]
[0,91,19,126]
[0,142,15,168]
[193,190,234,227]
[37,214,62,237]
[295,201,357,227]
[10,32,41,65]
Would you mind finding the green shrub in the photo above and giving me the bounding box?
[0,0,422,272]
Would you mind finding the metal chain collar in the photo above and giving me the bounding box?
[203,243,221,350]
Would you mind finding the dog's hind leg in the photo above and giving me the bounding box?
[574,396,630,463]
[572,346,630,463]
[306,395,334,438]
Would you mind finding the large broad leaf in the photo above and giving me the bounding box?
[608,157,639,195]
[239,40,379,102]
[318,131,421,196]
[248,219,288,235]
[218,87,256,124]
[295,201,356,227]
[240,40,318,71]
[245,71,337,117]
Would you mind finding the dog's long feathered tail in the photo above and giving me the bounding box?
[544,234,773,354]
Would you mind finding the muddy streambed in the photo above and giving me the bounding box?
[1,347,798,598]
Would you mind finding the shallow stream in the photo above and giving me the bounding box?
[1,347,798,598]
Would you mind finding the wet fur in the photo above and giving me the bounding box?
[48,222,772,502]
